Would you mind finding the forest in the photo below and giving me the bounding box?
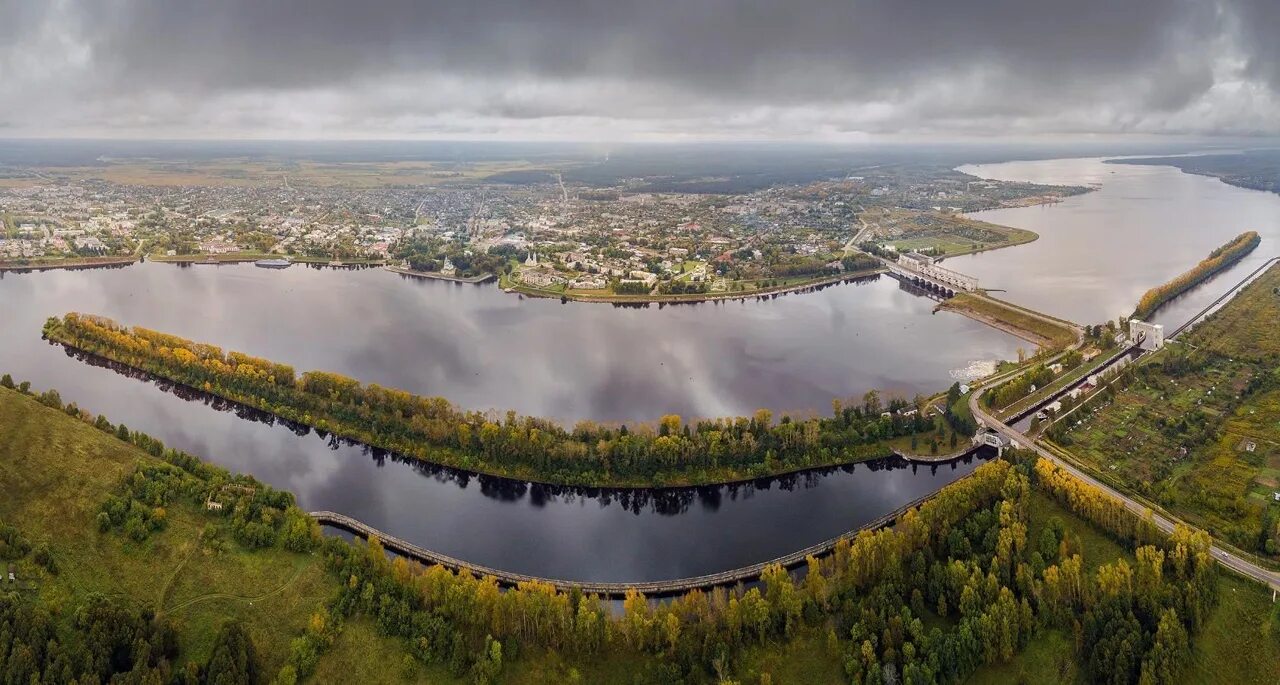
[44,313,953,487]
[303,455,1227,684]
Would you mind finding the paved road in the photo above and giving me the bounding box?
[970,387,1280,592]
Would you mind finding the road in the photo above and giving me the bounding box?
[969,387,1280,592]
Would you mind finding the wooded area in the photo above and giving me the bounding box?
[44,313,955,487]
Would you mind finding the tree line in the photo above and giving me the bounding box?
[1132,231,1260,320]
[1,378,1244,683]
[0,568,260,684]
[44,314,950,487]
[304,453,1227,684]
[2,373,321,556]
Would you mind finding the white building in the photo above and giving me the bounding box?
[1128,319,1165,351]
[569,274,607,290]
[628,270,658,286]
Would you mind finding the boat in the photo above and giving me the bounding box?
[254,258,292,269]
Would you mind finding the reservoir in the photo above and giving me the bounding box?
[1,262,1012,581]
[953,156,1280,327]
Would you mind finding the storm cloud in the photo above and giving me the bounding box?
[1,0,1278,139]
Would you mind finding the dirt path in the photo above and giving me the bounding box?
[160,556,311,616]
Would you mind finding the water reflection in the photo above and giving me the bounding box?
[4,261,1014,581]
[62,342,983,519]
[952,157,1280,325]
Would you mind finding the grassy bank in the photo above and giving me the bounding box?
[0,386,336,674]
[1053,261,1280,560]
[0,254,139,271]
[939,292,1078,349]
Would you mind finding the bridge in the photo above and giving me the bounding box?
[310,472,978,598]
[968,259,1280,592]
[881,252,978,298]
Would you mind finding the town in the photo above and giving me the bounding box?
[0,159,1083,300]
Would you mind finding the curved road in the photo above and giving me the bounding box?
[970,387,1280,592]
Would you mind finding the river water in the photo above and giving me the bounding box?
[953,156,1280,328]
[6,155,1270,582]
[1,263,1012,581]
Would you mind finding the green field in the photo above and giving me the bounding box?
[1054,262,1280,558]
[867,207,1039,257]
[0,386,337,674]
[941,292,1078,350]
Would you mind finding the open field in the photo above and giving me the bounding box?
[862,207,1039,257]
[1183,257,1280,359]
[0,158,576,189]
[1054,262,1280,559]
[0,386,337,673]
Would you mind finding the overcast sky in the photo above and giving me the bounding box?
[2,0,1280,141]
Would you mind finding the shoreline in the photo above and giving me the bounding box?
[936,292,1081,349]
[939,303,1053,347]
[47,335,986,491]
[507,268,887,305]
[385,264,496,283]
[150,253,387,267]
[0,255,140,272]
[892,444,980,463]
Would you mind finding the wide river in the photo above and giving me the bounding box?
[3,154,1272,582]
[2,262,1014,581]
[954,156,1280,327]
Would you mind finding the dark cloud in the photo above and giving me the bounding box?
[79,1,1213,99]
[1234,0,1280,89]
[0,0,1277,138]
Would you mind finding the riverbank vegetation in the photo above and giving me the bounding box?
[1050,261,1280,560]
[1116,151,1280,196]
[856,206,1039,258]
[503,255,884,305]
[2,383,1276,683]
[44,312,964,487]
[0,254,140,271]
[0,383,334,680]
[1132,231,1260,320]
[938,293,1078,350]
